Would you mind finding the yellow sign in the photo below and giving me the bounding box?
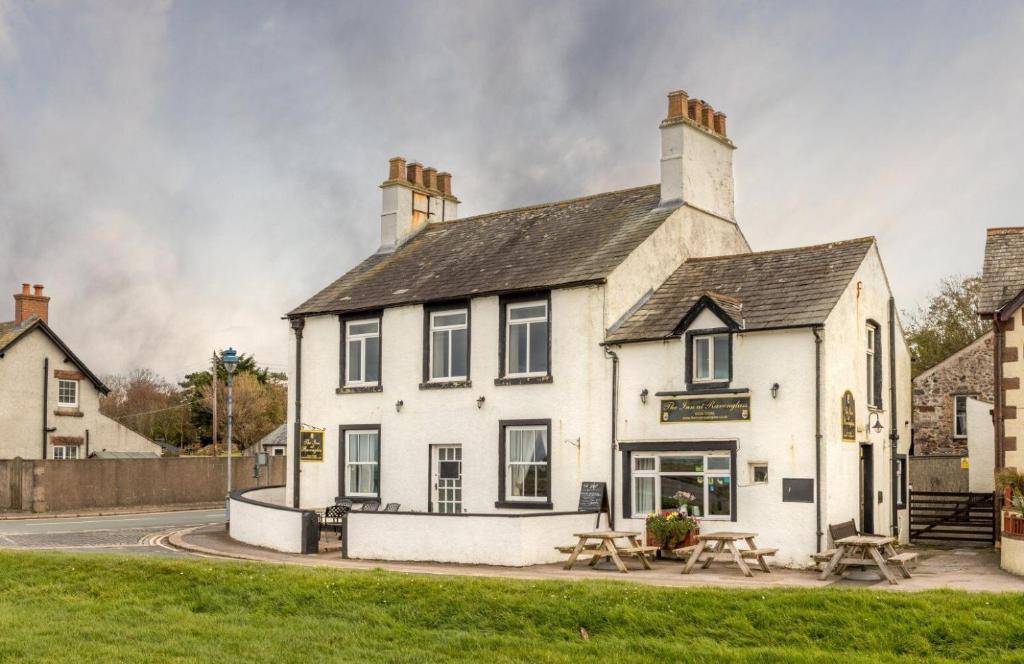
[960,457,970,470]
[300,429,324,462]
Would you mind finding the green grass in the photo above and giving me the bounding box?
[0,551,1022,663]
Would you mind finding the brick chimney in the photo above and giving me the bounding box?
[379,156,459,252]
[660,89,735,220]
[14,283,49,325]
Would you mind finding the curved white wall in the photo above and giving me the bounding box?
[229,486,309,554]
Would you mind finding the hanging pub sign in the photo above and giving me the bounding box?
[841,391,856,441]
[661,396,750,423]
[299,429,324,462]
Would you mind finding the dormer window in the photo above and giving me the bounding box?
[692,333,730,383]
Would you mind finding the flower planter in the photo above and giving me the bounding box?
[1005,486,1015,511]
[1004,512,1024,538]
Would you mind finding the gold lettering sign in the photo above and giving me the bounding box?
[300,429,324,462]
[661,396,750,423]
[842,391,856,441]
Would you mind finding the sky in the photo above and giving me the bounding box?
[1,0,1023,381]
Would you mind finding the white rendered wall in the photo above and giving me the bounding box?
[229,486,306,553]
[612,325,819,566]
[1002,534,1024,576]
[345,512,599,566]
[821,245,912,543]
[966,397,995,493]
[659,119,736,221]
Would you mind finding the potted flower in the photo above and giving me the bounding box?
[645,511,698,555]
[997,468,1024,510]
[673,490,698,516]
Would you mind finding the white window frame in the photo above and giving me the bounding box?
[866,325,877,407]
[52,445,79,460]
[344,429,379,498]
[57,379,79,408]
[345,319,380,387]
[429,309,468,382]
[953,394,974,439]
[630,452,732,520]
[504,425,549,502]
[692,333,729,383]
[505,301,548,378]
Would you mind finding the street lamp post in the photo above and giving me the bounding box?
[222,348,239,500]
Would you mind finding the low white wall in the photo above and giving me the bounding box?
[229,486,308,554]
[967,397,995,493]
[1002,532,1024,577]
[345,511,601,566]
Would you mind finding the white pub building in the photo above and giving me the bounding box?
[230,88,911,567]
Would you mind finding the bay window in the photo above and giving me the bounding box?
[630,452,733,519]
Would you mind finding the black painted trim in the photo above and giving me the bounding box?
[684,327,733,391]
[619,440,738,522]
[338,424,382,501]
[422,300,471,385]
[497,291,552,380]
[671,295,742,336]
[497,418,552,507]
[339,311,383,390]
[655,387,749,397]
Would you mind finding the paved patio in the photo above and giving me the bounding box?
[170,525,1024,593]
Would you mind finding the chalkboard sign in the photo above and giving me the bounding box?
[299,429,324,462]
[578,481,608,513]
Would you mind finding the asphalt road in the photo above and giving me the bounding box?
[0,509,226,556]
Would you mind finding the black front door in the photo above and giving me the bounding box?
[860,443,874,534]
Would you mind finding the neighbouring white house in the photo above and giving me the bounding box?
[0,284,161,460]
[230,88,911,566]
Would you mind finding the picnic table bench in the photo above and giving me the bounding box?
[818,535,916,585]
[559,531,657,573]
[682,532,776,577]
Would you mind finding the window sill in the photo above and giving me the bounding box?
[419,380,472,390]
[336,385,383,395]
[494,500,553,510]
[342,496,382,504]
[659,386,747,396]
[53,408,83,417]
[494,375,553,387]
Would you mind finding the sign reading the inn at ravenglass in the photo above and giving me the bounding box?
[299,429,324,462]
[660,396,750,423]
[841,390,856,441]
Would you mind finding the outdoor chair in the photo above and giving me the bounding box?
[320,503,349,541]
[811,519,861,569]
[334,497,354,510]
[384,502,400,512]
[360,501,381,512]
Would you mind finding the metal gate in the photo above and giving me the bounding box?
[909,490,995,544]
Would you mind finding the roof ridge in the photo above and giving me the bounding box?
[430,183,661,227]
[684,236,875,264]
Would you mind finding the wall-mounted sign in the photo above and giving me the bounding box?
[661,396,750,423]
[299,429,324,462]
[841,391,856,441]
[960,457,970,470]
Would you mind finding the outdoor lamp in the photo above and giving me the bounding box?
[222,347,238,375]
[770,383,780,399]
[476,396,486,409]
[869,410,884,433]
[221,347,240,513]
[395,399,404,412]
[640,388,649,405]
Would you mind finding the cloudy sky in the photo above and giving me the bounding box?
[2,1,1022,380]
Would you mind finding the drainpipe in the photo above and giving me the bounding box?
[813,327,823,552]
[888,297,900,539]
[42,357,49,459]
[604,347,618,530]
[290,317,305,508]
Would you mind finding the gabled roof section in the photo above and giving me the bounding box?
[290,184,679,316]
[606,237,875,344]
[979,227,1024,315]
[0,316,109,393]
[671,292,744,335]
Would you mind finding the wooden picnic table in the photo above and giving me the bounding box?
[561,531,656,574]
[681,531,777,577]
[817,535,914,585]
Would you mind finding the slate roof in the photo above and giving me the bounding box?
[978,228,1024,314]
[0,318,30,351]
[257,423,287,448]
[90,450,160,459]
[605,237,875,343]
[290,184,681,316]
[0,315,108,392]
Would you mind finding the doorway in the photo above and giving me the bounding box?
[431,445,463,514]
[860,443,874,534]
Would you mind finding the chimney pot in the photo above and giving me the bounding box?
[437,172,452,196]
[423,166,438,190]
[21,283,30,295]
[687,99,701,122]
[33,284,43,296]
[666,90,688,120]
[13,282,50,325]
[700,101,715,130]
[388,157,406,181]
[713,111,727,136]
[406,162,424,187]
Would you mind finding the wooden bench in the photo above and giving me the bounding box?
[740,547,778,558]
[886,552,918,579]
[671,544,698,562]
[555,544,601,554]
[811,549,838,568]
[812,519,861,569]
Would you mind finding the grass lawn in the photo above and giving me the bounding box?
[1,551,1023,663]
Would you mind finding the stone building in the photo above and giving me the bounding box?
[912,331,994,456]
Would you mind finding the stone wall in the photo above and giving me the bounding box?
[908,455,968,492]
[913,332,993,456]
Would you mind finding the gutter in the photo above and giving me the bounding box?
[813,327,823,552]
[290,317,305,508]
[888,297,900,539]
[604,347,618,530]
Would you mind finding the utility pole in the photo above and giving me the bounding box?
[211,350,218,456]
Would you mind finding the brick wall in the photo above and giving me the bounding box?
[912,332,994,456]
